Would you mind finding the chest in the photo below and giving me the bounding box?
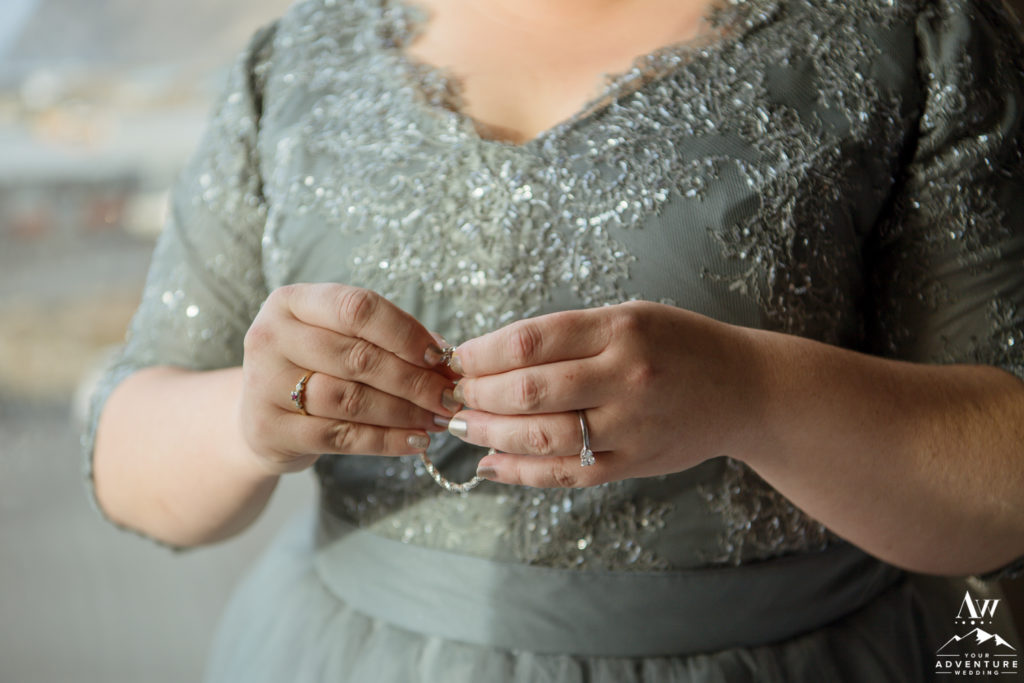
[400,0,715,143]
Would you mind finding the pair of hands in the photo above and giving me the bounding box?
[239,283,759,486]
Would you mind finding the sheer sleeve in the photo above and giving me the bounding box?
[865,1,1024,577]
[80,25,276,532]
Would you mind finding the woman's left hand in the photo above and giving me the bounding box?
[447,301,764,487]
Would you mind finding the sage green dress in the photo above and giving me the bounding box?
[84,0,1024,680]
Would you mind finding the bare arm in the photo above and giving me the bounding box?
[93,366,276,548]
[736,327,1024,576]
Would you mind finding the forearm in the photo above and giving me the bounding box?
[741,328,1024,575]
[92,366,280,547]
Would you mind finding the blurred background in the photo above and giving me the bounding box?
[1,1,1023,682]
[0,1,310,681]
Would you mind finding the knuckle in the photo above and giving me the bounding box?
[262,285,291,312]
[337,382,366,418]
[405,369,436,403]
[507,323,544,365]
[627,359,657,387]
[612,304,647,337]
[336,287,378,330]
[552,462,580,489]
[243,321,273,354]
[512,374,544,412]
[327,421,355,453]
[275,283,302,302]
[523,423,554,456]
[344,339,379,377]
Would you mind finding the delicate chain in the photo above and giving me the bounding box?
[419,345,487,493]
[420,449,488,493]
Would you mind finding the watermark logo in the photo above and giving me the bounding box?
[936,591,1018,676]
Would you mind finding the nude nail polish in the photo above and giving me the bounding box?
[449,353,464,375]
[441,388,461,413]
[424,344,444,366]
[452,382,466,405]
[476,466,498,481]
[433,415,451,428]
[407,434,430,450]
[448,418,468,438]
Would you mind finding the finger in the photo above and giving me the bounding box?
[295,372,441,430]
[455,356,612,415]
[429,331,461,382]
[256,408,434,460]
[474,451,612,489]
[279,283,446,368]
[449,410,607,458]
[273,320,456,416]
[452,308,611,377]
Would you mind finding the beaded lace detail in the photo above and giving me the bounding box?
[317,434,672,570]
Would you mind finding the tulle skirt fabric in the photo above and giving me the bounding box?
[204,510,998,683]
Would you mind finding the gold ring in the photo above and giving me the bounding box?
[290,371,313,415]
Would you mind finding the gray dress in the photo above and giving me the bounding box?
[84,0,1024,680]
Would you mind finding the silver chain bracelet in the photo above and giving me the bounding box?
[420,449,488,493]
[419,345,487,493]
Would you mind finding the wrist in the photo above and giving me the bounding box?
[227,370,286,484]
[722,323,782,468]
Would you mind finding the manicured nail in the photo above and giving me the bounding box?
[424,344,444,366]
[448,417,468,438]
[452,382,466,405]
[449,352,464,375]
[433,415,451,428]
[407,434,430,450]
[441,388,461,413]
[476,466,498,481]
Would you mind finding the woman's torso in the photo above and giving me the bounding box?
[248,0,941,574]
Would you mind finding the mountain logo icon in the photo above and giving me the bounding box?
[936,628,1017,656]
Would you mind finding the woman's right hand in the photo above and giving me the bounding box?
[238,283,458,474]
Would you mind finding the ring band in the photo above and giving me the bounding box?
[578,410,596,467]
[290,371,313,415]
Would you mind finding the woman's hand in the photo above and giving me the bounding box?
[447,301,763,487]
[239,283,458,474]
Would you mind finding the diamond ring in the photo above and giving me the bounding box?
[578,410,595,467]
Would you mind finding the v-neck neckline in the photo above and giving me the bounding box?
[373,0,781,150]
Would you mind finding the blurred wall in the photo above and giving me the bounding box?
[0,3,308,683]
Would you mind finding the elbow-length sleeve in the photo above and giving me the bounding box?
[81,25,276,524]
[865,0,1024,577]
[866,0,1024,380]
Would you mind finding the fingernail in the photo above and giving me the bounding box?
[433,415,451,428]
[452,382,466,405]
[476,466,498,480]
[448,417,468,438]
[407,434,430,450]
[424,344,444,366]
[441,388,461,413]
[449,352,464,375]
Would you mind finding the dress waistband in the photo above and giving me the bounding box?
[313,510,903,657]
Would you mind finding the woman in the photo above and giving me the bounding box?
[86,0,1024,679]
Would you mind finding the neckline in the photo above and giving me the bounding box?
[374,0,780,150]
